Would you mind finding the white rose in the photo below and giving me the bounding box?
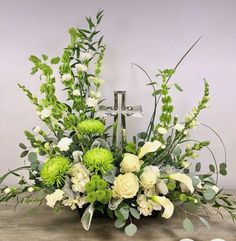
[40,108,51,120]
[72,89,80,96]
[61,73,72,82]
[86,97,98,107]
[76,64,87,72]
[140,165,160,189]
[80,52,91,61]
[57,137,73,151]
[46,189,64,208]
[174,123,185,132]
[33,126,41,134]
[157,127,168,135]
[113,173,139,199]
[120,153,142,173]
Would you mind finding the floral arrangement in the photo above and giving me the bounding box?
[1,11,235,236]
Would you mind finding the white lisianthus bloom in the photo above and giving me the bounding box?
[80,52,91,61]
[156,179,169,195]
[72,89,80,96]
[90,90,101,99]
[33,126,41,134]
[61,73,72,82]
[169,173,194,194]
[211,185,219,194]
[46,189,64,208]
[40,108,51,120]
[138,140,162,159]
[27,187,34,193]
[174,123,185,132]
[76,64,88,72]
[140,165,160,189]
[151,196,174,219]
[112,173,139,199]
[157,127,168,135]
[120,153,142,173]
[57,137,73,151]
[72,150,83,162]
[4,187,11,194]
[86,97,98,107]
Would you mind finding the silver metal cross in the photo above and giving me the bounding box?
[97,91,143,147]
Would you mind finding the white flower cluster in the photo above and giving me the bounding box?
[70,163,90,193]
[57,137,73,151]
[137,194,161,216]
[62,196,87,210]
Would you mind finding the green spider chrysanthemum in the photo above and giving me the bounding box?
[83,148,113,174]
[77,119,105,135]
[40,156,71,187]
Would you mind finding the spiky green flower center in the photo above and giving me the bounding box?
[83,147,113,174]
[40,156,70,187]
[77,119,105,135]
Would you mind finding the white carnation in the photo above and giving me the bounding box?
[57,137,73,151]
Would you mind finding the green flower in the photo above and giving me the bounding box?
[85,180,96,192]
[83,148,113,174]
[77,119,105,135]
[40,156,71,187]
[96,179,108,190]
[86,192,97,203]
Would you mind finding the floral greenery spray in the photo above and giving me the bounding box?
[0,10,236,236]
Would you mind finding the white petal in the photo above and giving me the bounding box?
[169,173,194,194]
[138,140,162,159]
[151,196,174,219]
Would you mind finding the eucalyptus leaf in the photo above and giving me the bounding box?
[51,57,60,64]
[19,143,27,150]
[173,146,181,156]
[183,218,194,232]
[114,219,126,228]
[28,152,37,163]
[209,164,215,173]
[129,208,140,220]
[120,207,129,220]
[203,188,216,201]
[195,162,201,172]
[20,150,29,158]
[174,83,183,91]
[199,217,211,229]
[124,223,137,236]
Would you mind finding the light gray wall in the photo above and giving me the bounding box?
[0,0,235,188]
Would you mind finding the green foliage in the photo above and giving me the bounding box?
[183,218,194,232]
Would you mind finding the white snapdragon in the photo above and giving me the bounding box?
[174,123,185,132]
[72,150,83,162]
[157,127,168,135]
[80,52,91,61]
[57,137,73,151]
[61,73,72,82]
[33,126,41,134]
[62,196,87,210]
[69,163,90,193]
[86,97,98,107]
[76,64,88,72]
[39,108,51,120]
[46,189,64,208]
[72,89,81,96]
[185,111,198,129]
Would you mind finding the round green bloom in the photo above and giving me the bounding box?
[86,191,97,203]
[96,179,108,190]
[91,175,101,182]
[83,148,113,174]
[77,119,105,135]
[40,156,70,187]
[96,190,106,202]
[85,180,96,192]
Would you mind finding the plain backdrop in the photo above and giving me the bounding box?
[0,0,235,188]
